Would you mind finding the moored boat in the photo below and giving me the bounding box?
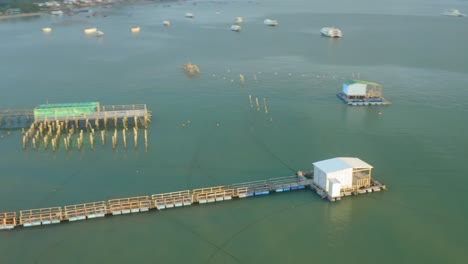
[264,19,278,26]
[320,27,342,38]
[441,9,465,17]
[231,25,242,32]
[185,12,194,18]
[130,26,141,33]
[83,27,97,34]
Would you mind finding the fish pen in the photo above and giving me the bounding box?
[14,102,152,151]
[337,80,391,106]
[0,157,387,231]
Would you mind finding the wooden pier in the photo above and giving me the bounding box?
[0,171,386,231]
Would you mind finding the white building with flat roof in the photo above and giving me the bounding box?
[313,157,373,198]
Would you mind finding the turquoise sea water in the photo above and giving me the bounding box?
[1,0,468,263]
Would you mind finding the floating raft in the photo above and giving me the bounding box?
[0,172,386,231]
[337,93,391,106]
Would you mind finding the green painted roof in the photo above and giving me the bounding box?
[37,102,99,109]
[344,80,382,87]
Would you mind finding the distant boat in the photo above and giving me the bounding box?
[95,30,104,37]
[50,10,63,16]
[185,13,194,18]
[83,27,97,34]
[163,20,171,27]
[320,27,342,38]
[130,26,141,33]
[42,27,52,33]
[264,19,278,26]
[441,9,465,17]
[235,17,243,24]
[231,25,242,32]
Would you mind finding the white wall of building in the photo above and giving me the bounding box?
[314,166,352,192]
[329,179,341,198]
[343,83,367,96]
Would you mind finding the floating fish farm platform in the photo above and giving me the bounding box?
[1,166,386,231]
[0,102,151,129]
[337,93,391,106]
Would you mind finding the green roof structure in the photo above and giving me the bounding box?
[34,102,100,119]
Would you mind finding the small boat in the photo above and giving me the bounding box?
[185,12,194,18]
[320,27,342,38]
[264,19,278,26]
[50,10,63,16]
[235,17,243,24]
[42,27,52,33]
[441,9,466,17]
[130,26,140,33]
[163,20,171,27]
[83,27,97,34]
[95,30,104,37]
[231,25,242,32]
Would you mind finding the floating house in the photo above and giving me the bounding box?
[337,80,390,106]
[312,157,377,201]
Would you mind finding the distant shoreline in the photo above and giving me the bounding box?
[0,12,42,20]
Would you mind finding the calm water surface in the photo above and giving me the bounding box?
[1,0,468,263]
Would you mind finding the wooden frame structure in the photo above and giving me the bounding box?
[20,207,62,227]
[151,190,192,209]
[64,201,107,221]
[108,196,151,215]
[0,212,17,230]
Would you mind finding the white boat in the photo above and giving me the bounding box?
[185,13,194,18]
[235,17,243,24]
[42,27,52,33]
[441,9,465,17]
[163,20,171,27]
[83,27,97,34]
[320,27,342,38]
[95,30,104,37]
[231,25,242,32]
[264,19,278,26]
[50,10,63,16]
[130,26,140,33]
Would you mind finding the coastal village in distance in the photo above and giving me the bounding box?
[0,0,136,19]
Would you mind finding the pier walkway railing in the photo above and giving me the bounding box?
[1,172,386,231]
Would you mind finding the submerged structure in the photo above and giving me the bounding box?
[0,157,385,231]
[337,80,390,105]
[182,62,201,77]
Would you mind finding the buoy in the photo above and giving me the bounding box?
[163,20,171,27]
[42,27,52,33]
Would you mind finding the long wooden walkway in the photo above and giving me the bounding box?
[1,172,386,231]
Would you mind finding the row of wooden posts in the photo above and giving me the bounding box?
[21,117,150,152]
[248,95,269,113]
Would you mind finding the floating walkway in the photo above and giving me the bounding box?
[337,93,391,106]
[1,171,386,231]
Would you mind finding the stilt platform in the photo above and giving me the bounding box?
[337,93,391,106]
[1,171,386,231]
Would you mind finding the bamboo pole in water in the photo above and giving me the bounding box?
[144,128,148,152]
[263,98,269,114]
[101,130,105,145]
[255,97,260,111]
[249,95,253,108]
[133,127,138,149]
